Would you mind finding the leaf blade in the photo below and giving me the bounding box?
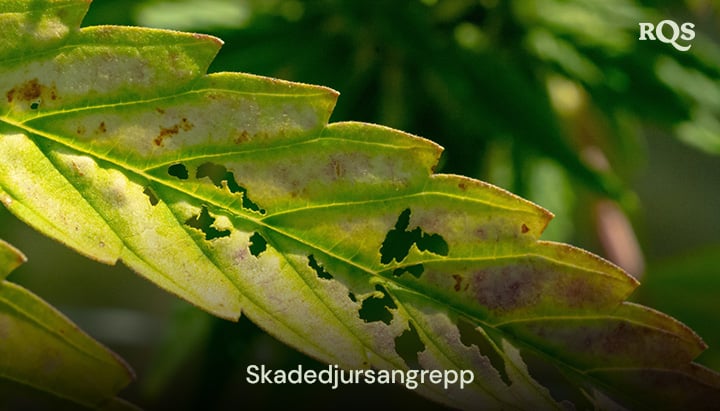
[0,240,133,409]
[2,1,719,409]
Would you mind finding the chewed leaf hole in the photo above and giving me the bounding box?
[168,163,189,180]
[395,321,425,369]
[417,232,449,255]
[392,264,424,278]
[143,186,159,206]
[185,206,230,240]
[197,162,265,214]
[308,255,333,280]
[358,285,397,325]
[249,232,267,257]
[380,208,449,264]
[457,317,509,385]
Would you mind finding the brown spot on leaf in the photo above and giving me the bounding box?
[521,224,530,234]
[90,122,107,136]
[6,78,59,107]
[76,125,86,135]
[7,78,40,102]
[180,118,193,131]
[155,118,194,146]
[452,274,463,291]
[328,158,344,179]
[70,161,84,177]
[458,182,467,190]
[234,130,250,144]
[156,107,165,114]
[160,125,179,137]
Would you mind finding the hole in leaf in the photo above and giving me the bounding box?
[380,209,449,264]
[358,285,396,325]
[185,206,230,240]
[143,186,159,206]
[457,317,510,385]
[249,232,267,257]
[348,292,357,302]
[168,163,189,180]
[392,264,424,278]
[196,162,265,214]
[395,321,425,369]
[416,232,449,255]
[30,101,40,110]
[308,255,333,280]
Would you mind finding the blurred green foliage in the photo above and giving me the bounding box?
[2,0,718,409]
[637,245,720,369]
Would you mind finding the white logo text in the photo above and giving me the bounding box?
[638,20,695,51]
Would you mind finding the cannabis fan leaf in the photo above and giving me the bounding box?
[1,1,718,409]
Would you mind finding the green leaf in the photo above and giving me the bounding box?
[0,239,134,409]
[0,238,25,278]
[1,1,718,409]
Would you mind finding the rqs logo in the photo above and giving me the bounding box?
[639,20,695,51]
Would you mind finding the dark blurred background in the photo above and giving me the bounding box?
[1,0,719,409]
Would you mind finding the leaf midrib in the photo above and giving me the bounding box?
[14,87,332,124]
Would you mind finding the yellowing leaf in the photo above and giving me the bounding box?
[1,1,718,409]
[0,239,133,409]
[0,238,25,278]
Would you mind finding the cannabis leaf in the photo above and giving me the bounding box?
[0,239,133,409]
[1,1,718,409]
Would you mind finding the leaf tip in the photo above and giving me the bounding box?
[0,239,27,278]
[192,32,223,47]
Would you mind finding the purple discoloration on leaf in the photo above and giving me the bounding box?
[472,265,545,314]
